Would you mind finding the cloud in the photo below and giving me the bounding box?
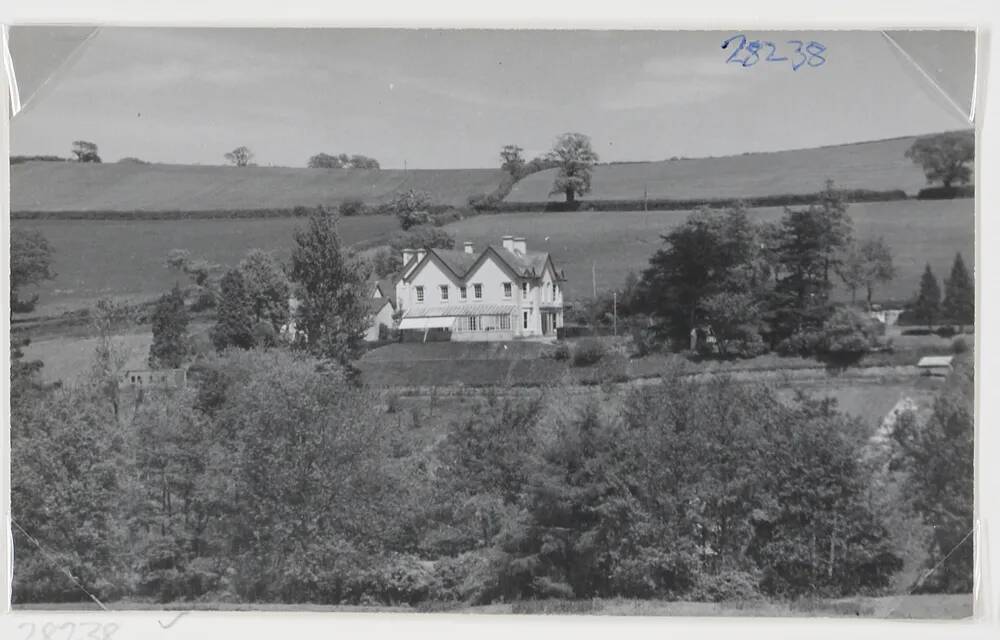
[599,54,754,111]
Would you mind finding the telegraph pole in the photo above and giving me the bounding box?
[613,291,618,336]
[592,261,597,299]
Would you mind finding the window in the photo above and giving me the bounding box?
[415,286,424,303]
[503,282,512,298]
[468,316,477,331]
[521,282,528,297]
[523,311,529,330]
[500,314,511,330]
[440,285,449,301]
[460,286,467,300]
[474,283,483,299]
[551,282,557,299]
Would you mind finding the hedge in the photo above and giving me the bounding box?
[477,188,909,213]
[916,185,975,200]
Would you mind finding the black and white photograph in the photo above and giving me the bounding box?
[5,25,979,621]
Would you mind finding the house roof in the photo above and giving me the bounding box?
[366,296,392,314]
[372,276,398,307]
[404,244,564,284]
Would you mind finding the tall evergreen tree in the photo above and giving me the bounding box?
[148,285,189,368]
[912,264,942,329]
[769,181,852,339]
[211,269,256,351]
[289,209,373,364]
[942,253,974,330]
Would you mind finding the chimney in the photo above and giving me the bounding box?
[463,241,474,254]
[512,237,527,255]
[401,248,415,267]
[501,235,514,252]
[416,248,427,263]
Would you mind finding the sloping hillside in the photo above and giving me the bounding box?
[506,134,963,203]
[11,162,507,211]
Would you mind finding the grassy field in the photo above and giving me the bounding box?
[506,134,962,202]
[11,161,507,211]
[446,198,975,301]
[12,215,398,315]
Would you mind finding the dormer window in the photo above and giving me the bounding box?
[521,282,528,297]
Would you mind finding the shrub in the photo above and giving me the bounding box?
[690,570,763,602]
[339,198,368,217]
[571,338,607,366]
[952,336,970,354]
[550,343,571,361]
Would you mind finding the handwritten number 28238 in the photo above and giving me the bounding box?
[721,35,826,70]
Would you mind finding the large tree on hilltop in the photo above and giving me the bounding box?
[547,132,599,203]
[905,131,974,189]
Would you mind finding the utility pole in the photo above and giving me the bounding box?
[592,261,597,299]
[613,291,618,337]
[643,183,648,212]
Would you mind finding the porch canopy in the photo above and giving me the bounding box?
[404,303,517,318]
[398,316,458,330]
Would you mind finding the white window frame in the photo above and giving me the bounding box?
[523,310,529,329]
[521,282,528,297]
[503,282,512,298]
[474,283,483,299]
[416,286,424,303]
[440,285,449,301]
[460,286,467,300]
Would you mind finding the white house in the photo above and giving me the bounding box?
[395,235,565,341]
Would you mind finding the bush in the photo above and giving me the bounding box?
[571,338,607,366]
[952,336,970,354]
[339,198,368,217]
[690,571,762,602]
[777,307,883,357]
[548,343,571,361]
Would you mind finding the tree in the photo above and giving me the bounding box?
[71,140,102,163]
[700,291,766,358]
[149,285,190,369]
[390,189,433,230]
[546,133,599,203]
[912,264,942,329]
[348,154,380,169]
[373,227,456,277]
[224,146,254,167]
[118,156,150,164]
[891,355,974,592]
[500,144,525,177]
[308,152,344,169]
[769,182,852,340]
[289,209,373,363]
[836,237,896,309]
[239,249,291,331]
[637,205,765,346]
[942,253,974,329]
[211,269,256,351]
[905,131,974,188]
[308,153,380,169]
[10,229,55,314]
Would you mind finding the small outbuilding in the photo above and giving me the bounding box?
[917,355,954,377]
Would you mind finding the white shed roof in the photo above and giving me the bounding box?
[917,355,954,368]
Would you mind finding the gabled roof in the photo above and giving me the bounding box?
[366,296,393,314]
[372,276,398,307]
[403,244,564,284]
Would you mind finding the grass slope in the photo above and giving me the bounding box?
[12,215,398,315]
[445,199,975,301]
[11,161,507,211]
[506,134,963,202]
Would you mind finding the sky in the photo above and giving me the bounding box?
[9,28,974,169]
